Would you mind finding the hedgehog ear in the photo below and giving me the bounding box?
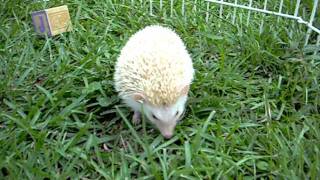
[133,93,145,103]
[180,85,190,96]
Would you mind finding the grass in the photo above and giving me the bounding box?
[1,0,320,179]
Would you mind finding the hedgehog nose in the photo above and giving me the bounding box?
[163,133,173,139]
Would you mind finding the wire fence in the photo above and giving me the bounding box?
[143,0,319,54]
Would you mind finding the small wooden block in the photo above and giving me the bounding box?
[31,5,72,36]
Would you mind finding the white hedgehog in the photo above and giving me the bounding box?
[114,25,194,139]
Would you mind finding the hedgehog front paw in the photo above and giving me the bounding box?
[132,111,141,125]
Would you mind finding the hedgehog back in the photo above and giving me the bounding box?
[114,25,194,106]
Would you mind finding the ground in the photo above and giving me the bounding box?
[1,0,320,179]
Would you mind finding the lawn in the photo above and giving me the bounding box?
[1,0,320,179]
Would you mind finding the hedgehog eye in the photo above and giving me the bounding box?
[152,114,159,121]
[177,110,186,121]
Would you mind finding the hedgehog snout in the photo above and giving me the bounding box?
[160,127,174,139]
[162,132,173,139]
[157,122,176,139]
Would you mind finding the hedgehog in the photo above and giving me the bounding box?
[114,25,194,139]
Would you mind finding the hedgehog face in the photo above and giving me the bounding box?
[143,95,188,139]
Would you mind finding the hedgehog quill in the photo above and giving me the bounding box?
[114,25,194,139]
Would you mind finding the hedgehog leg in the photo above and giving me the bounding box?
[132,111,141,125]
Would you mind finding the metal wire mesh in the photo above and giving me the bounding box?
[144,0,319,54]
[206,0,319,46]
